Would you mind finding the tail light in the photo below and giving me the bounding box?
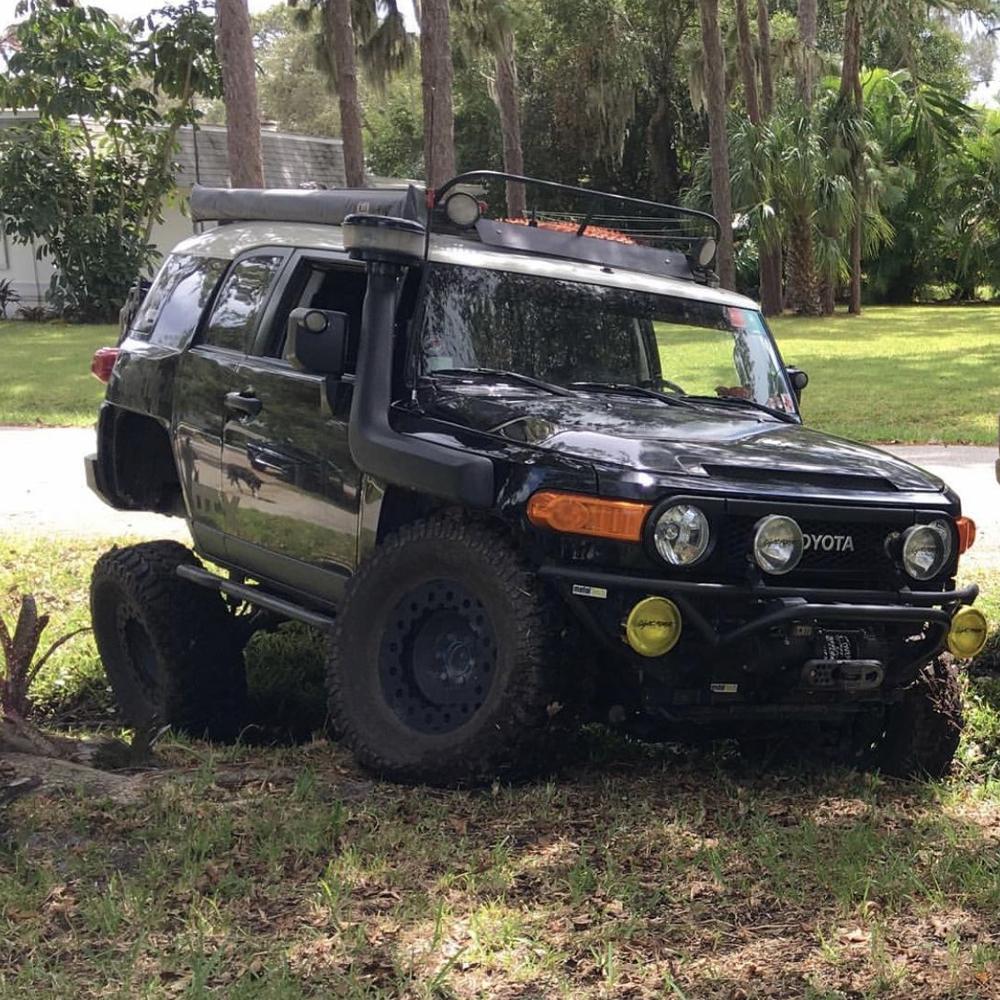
[91,346,120,384]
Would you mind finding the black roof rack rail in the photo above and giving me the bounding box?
[429,171,721,285]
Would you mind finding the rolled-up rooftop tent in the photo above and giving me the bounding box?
[189,184,427,227]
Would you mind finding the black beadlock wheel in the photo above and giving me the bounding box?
[90,541,247,741]
[326,517,565,785]
[860,657,964,779]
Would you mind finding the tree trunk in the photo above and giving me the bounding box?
[325,0,365,187]
[840,0,864,315]
[735,0,760,126]
[738,0,781,313]
[215,0,264,188]
[821,272,836,314]
[760,244,783,315]
[786,209,821,315]
[698,0,735,291]
[492,20,525,217]
[421,0,456,189]
[797,0,817,107]
[757,0,774,118]
[757,0,782,314]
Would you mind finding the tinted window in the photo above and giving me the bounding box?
[202,254,285,352]
[132,254,227,346]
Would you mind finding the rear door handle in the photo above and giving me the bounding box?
[224,391,262,417]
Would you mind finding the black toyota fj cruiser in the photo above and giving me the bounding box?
[86,172,987,783]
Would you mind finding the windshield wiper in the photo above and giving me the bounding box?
[685,394,799,423]
[568,381,697,408]
[426,367,578,398]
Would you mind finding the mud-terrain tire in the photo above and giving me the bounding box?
[867,657,964,779]
[90,541,247,740]
[326,517,565,785]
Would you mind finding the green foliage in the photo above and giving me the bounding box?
[0,279,19,320]
[0,1,219,322]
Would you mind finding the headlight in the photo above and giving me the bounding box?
[653,504,710,566]
[753,515,803,575]
[901,521,952,580]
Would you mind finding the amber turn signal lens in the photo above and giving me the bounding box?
[526,491,651,542]
[956,516,976,555]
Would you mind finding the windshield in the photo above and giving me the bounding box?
[416,264,797,415]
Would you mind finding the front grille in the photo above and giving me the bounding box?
[724,515,904,586]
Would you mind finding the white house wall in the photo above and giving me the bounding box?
[0,230,55,309]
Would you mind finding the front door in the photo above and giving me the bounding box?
[220,251,368,604]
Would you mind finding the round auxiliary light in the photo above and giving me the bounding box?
[342,213,426,264]
[947,606,989,659]
[753,514,804,575]
[444,191,482,228]
[653,504,711,566]
[901,520,952,581]
[625,596,683,658]
[695,236,717,268]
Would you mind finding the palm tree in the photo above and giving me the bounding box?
[455,0,525,216]
[697,0,735,290]
[216,0,264,187]
[291,0,415,187]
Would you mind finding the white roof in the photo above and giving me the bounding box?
[172,222,760,312]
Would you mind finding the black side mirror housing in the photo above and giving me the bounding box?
[286,307,349,376]
[786,366,809,398]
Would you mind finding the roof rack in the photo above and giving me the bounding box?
[430,171,721,285]
[189,183,426,228]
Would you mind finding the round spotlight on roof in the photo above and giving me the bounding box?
[688,236,718,269]
[444,191,482,228]
[342,213,426,265]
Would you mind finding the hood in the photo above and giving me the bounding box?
[421,385,946,495]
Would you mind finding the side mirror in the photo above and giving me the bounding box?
[286,307,349,375]
[786,366,809,398]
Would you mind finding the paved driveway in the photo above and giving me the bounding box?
[0,427,188,539]
[0,429,996,563]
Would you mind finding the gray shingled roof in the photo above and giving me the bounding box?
[174,125,347,189]
[0,113,347,190]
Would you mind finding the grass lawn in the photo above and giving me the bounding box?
[3,535,1000,997]
[3,305,998,443]
[769,307,1000,446]
[0,321,114,427]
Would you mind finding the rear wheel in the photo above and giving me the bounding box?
[90,541,247,740]
[860,657,963,779]
[326,518,565,785]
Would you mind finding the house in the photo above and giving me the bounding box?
[0,114,348,308]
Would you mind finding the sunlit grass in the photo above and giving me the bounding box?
[658,304,1000,444]
[0,321,114,427]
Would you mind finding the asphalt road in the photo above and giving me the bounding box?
[0,428,996,562]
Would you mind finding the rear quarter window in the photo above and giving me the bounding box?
[131,254,228,348]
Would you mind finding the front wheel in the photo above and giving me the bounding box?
[862,658,964,779]
[326,518,565,785]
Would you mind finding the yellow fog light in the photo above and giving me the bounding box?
[625,596,682,658]
[947,606,989,659]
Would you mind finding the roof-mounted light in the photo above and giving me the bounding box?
[444,191,481,228]
[343,213,425,265]
[688,236,717,270]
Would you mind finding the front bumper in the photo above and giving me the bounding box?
[539,563,978,648]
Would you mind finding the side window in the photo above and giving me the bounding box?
[267,260,367,372]
[202,254,285,353]
[132,254,227,346]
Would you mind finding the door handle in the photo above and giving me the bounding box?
[224,391,262,417]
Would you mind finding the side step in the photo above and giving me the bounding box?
[176,565,336,631]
